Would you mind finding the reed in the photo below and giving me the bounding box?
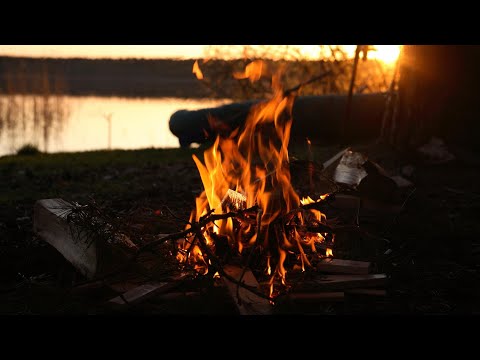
[0,60,69,153]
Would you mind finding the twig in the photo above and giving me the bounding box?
[283,70,334,96]
[379,54,401,140]
[160,205,190,225]
[342,45,362,144]
[71,205,260,287]
[236,208,263,303]
[193,227,273,302]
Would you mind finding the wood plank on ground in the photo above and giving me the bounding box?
[286,292,345,302]
[34,198,138,280]
[317,258,372,275]
[108,273,188,307]
[34,198,97,279]
[222,265,272,315]
[344,288,387,297]
[109,282,169,305]
[295,274,387,292]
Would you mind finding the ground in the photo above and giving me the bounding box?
[1,142,479,314]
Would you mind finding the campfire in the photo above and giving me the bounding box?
[27,45,480,315]
[32,59,394,315]
[178,62,335,300]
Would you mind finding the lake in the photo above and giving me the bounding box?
[0,96,230,156]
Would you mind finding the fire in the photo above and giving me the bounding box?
[326,247,333,257]
[192,60,204,80]
[180,60,331,298]
[233,60,266,83]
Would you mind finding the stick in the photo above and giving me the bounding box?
[284,70,334,96]
[342,45,361,144]
[193,228,273,302]
[236,208,263,302]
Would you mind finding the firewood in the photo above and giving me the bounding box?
[108,282,170,305]
[34,199,97,278]
[70,280,105,294]
[296,274,387,292]
[286,292,345,302]
[317,258,372,275]
[34,198,134,279]
[322,148,350,170]
[108,274,188,307]
[221,265,272,315]
[344,288,387,297]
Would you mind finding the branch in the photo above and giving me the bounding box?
[193,226,273,302]
[283,70,334,96]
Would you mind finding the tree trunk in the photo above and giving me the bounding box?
[390,45,480,150]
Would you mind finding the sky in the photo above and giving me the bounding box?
[0,45,206,59]
[0,45,402,63]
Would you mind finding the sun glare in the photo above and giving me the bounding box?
[371,45,402,65]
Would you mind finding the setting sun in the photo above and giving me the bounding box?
[371,45,402,65]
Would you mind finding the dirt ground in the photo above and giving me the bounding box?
[1,142,479,315]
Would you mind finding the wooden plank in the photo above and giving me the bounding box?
[71,280,105,295]
[33,198,97,278]
[317,258,372,275]
[108,273,188,306]
[345,288,387,297]
[109,282,169,305]
[34,198,139,280]
[296,274,387,292]
[287,292,345,302]
[322,148,349,170]
[222,265,272,315]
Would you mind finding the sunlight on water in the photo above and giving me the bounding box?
[0,96,230,156]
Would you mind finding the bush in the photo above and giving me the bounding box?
[16,144,41,156]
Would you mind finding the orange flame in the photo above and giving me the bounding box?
[233,60,266,83]
[181,65,330,299]
[326,247,333,257]
[193,60,204,80]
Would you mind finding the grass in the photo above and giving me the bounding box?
[0,147,204,207]
[1,147,199,171]
[0,143,347,206]
[16,144,42,156]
